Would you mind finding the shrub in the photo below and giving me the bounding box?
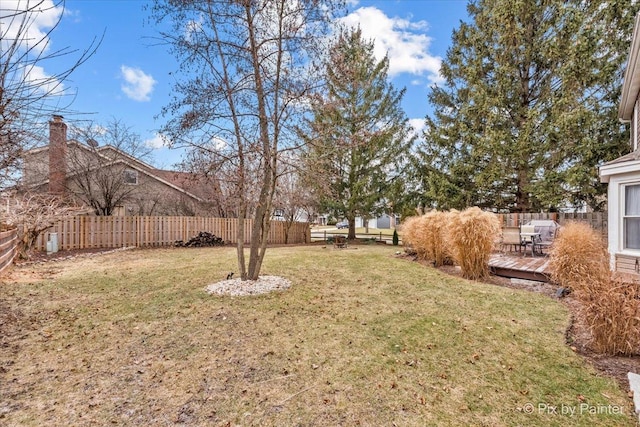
[437,210,457,266]
[400,211,455,266]
[548,222,609,289]
[415,211,439,262]
[392,229,399,246]
[400,214,430,259]
[447,207,499,280]
[549,221,640,356]
[399,215,420,255]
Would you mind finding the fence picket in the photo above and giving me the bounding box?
[32,216,310,251]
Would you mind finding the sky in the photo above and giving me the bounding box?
[6,0,471,169]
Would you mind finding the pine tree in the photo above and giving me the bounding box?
[416,0,639,212]
[302,28,414,239]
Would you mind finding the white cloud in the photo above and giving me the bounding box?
[120,65,156,102]
[0,0,63,54]
[408,117,427,143]
[341,7,443,84]
[144,133,169,149]
[23,64,63,95]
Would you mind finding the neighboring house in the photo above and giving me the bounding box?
[354,214,398,229]
[599,12,640,277]
[22,115,216,216]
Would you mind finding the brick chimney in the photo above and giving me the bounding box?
[48,115,67,195]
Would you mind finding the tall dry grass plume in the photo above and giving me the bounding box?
[549,221,640,356]
[400,211,454,266]
[548,222,609,289]
[447,207,499,280]
[399,216,418,255]
[399,215,424,258]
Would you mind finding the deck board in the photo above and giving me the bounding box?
[489,253,552,282]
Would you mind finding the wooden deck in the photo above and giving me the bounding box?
[489,253,552,283]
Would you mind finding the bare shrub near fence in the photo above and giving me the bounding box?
[549,221,640,356]
[447,207,499,280]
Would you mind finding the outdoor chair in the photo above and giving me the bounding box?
[500,226,521,253]
[535,227,558,255]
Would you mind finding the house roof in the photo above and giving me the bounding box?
[153,169,217,201]
[619,12,640,122]
[24,141,206,202]
[599,150,640,183]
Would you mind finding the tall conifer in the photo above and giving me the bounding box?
[416,0,639,212]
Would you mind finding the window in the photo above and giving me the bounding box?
[624,184,640,250]
[123,169,138,185]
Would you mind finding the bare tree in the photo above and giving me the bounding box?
[65,118,154,215]
[177,148,256,218]
[0,0,100,190]
[150,0,341,280]
[273,157,315,243]
[2,192,86,258]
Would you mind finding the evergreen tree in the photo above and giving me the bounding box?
[302,28,414,239]
[416,0,639,212]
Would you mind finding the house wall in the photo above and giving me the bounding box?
[630,98,640,151]
[62,164,211,216]
[606,171,640,275]
[22,150,49,186]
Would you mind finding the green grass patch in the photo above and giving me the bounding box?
[0,246,634,426]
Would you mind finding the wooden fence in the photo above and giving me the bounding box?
[0,228,18,274]
[496,212,607,237]
[33,216,310,251]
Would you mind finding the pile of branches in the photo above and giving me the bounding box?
[175,231,224,247]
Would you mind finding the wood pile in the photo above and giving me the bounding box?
[175,231,225,247]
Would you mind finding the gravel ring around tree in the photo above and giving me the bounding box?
[205,275,292,296]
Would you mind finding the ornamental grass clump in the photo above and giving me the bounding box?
[416,211,439,263]
[548,222,609,289]
[399,215,422,257]
[436,210,457,266]
[400,211,454,266]
[447,207,499,280]
[549,221,640,356]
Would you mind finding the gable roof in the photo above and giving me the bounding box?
[24,141,206,202]
[620,12,640,122]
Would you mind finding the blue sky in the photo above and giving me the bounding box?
[10,0,470,168]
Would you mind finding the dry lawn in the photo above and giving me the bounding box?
[0,246,635,426]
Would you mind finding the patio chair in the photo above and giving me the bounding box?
[500,227,521,253]
[535,227,558,255]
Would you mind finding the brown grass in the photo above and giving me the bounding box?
[447,207,500,280]
[0,246,635,426]
[549,222,640,356]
